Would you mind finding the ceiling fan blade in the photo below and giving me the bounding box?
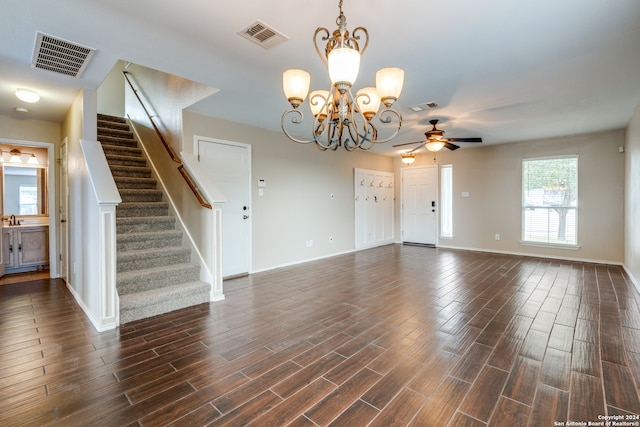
[392,141,424,147]
[446,137,482,143]
[444,142,460,150]
[409,143,427,153]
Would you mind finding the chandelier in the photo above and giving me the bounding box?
[281,0,405,151]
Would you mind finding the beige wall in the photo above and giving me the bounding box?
[625,104,640,289]
[0,115,60,143]
[182,111,394,272]
[394,129,626,264]
[97,60,125,117]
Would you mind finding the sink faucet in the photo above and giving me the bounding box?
[10,215,15,226]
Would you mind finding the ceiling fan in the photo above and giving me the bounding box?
[393,119,483,152]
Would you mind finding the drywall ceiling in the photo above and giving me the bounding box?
[1,0,639,156]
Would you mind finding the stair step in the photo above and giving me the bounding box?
[116,216,177,233]
[110,165,152,178]
[98,126,134,139]
[114,176,157,189]
[106,154,147,167]
[117,263,201,294]
[97,119,130,132]
[117,202,169,217]
[101,144,143,157]
[117,246,191,272]
[98,114,127,124]
[98,135,138,148]
[117,230,183,251]
[119,189,163,203]
[118,281,210,324]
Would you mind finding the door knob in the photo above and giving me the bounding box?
[243,215,249,220]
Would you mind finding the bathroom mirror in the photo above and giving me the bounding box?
[2,165,48,216]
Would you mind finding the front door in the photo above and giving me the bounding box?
[402,165,438,245]
[195,137,251,278]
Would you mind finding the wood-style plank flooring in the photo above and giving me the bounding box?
[2,244,640,426]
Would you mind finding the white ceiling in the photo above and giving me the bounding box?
[2,0,640,156]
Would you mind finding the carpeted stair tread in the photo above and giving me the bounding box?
[118,281,210,324]
[98,135,139,148]
[119,188,163,203]
[117,246,192,272]
[117,229,183,250]
[105,153,147,167]
[116,216,177,233]
[98,127,134,139]
[101,144,143,157]
[109,165,152,178]
[114,177,158,189]
[117,202,169,217]
[98,114,127,123]
[117,263,201,294]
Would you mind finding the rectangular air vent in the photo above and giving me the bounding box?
[31,32,96,77]
[238,20,288,50]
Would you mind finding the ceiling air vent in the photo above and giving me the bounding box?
[238,20,288,50]
[31,32,96,77]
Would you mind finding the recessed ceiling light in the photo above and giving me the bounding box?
[14,107,30,113]
[15,89,40,103]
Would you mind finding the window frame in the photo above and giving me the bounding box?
[521,154,579,249]
[440,164,453,239]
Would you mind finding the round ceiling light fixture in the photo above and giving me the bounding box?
[15,88,40,103]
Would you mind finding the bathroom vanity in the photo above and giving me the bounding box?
[3,224,49,273]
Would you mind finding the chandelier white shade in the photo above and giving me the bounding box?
[281,0,405,151]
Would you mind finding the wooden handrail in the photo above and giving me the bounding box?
[122,71,212,209]
[122,71,180,163]
[178,165,212,209]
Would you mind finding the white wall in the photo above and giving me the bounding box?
[394,129,626,264]
[625,104,640,289]
[97,60,126,117]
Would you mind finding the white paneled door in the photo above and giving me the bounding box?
[196,137,251,278]
[354,169,394,249]
[402,165,438,245]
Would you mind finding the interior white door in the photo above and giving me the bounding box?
[402,165,438,245]
[196,137,251,278]
[59,139,69,282]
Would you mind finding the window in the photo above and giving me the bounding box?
[522,155,578,246]
[440,164,453,238]
[19,185,38,215]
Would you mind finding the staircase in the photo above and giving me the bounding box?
[97,114,210,324]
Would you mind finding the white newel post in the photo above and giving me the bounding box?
[210,202,225,301]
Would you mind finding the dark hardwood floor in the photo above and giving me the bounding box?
[2,244,640,426]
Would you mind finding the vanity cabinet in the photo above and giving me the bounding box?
[3,226,49,273]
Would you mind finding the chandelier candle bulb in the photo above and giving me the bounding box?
[283,69,310,108]
[376,67,404,107]
[328,47,361,91]
[356,87,381,120]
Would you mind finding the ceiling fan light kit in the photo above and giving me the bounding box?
[281,0,405,151]
[393,119,483,159]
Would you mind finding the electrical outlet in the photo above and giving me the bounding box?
[329,236,334,243]
[495,234,500,241]
[306,240,313,247]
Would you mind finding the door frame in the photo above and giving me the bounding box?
[0,138,58,278]
[194,136,252,278]
[401,165,439,246]
[59,138,69,282]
